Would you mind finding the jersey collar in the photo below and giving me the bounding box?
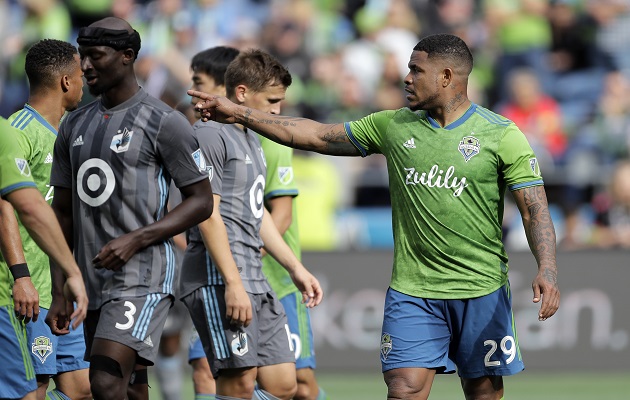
[24,104,58,136]
[426,103,477,130]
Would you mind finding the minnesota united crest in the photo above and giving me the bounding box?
[192,149,213,180]
[458,135,480,162]
[231,332,249,357]
[380,333,392,361]
[110,127,133,153]
[32,336,53,363]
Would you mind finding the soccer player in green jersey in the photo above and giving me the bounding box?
[0,38,90,400]
[190,33,560,400]
[0,116,88,400]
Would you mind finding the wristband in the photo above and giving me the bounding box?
[9,263,30,280]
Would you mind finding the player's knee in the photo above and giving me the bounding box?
[192,361,215,392]
[384,372,429,400]
[268,380,297,400]
[294,382,314,400]
[461,376,503,400]
[89,355,125,400]
[294,369,319,400]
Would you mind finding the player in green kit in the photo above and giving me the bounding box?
[0,117,88,400]
[189,33,560,400]
[0,39,90,400]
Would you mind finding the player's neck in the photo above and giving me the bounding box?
[27,92,65,131]
[428,98,472,128]
[101,77,140,109]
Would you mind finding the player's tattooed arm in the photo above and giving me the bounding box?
[190,91,361,156]
[520,186,557,269]
[239,108,361,156]
[512,185,560,320]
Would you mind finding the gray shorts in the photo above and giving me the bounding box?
[84,294,173,366]
[182,286,295,375]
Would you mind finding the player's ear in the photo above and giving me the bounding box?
[442,68,453,88]
[234,84,248,103]
[121,48,136,65]
[61,74,71,93]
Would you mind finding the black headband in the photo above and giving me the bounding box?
[77,27,141,56]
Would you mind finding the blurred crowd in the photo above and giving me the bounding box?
[2,0,630,251]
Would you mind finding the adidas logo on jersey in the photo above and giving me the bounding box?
[245,154,252,164]
[72,135,84,147]
[143,336,153,347]
[403,138,416,149]
[44,153,53,164]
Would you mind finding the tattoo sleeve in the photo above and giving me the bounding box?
[239,108,360,156]
[519,186,558,281]
[321,126,361,156]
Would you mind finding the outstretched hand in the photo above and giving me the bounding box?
[187,90,239,124]
[532,267,560,321]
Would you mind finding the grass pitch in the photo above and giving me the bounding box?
[148,369,630,399]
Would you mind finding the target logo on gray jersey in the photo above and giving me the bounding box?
[77,158,116,207]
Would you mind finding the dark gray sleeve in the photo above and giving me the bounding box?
[193,122,226,197]
[50,117,73,189]
[156,111,208,188]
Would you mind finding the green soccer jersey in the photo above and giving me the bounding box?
[0,106,57,308]
[259,135,301,299]
[346,104,543,299]
[0,117,36,307]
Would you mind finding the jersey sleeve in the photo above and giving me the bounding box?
[498,124,545,190]
[344,110,397,156]
[0,121,36,197]
[193,122,226,197]
[156,111,208,188]
[50,117,74,189]
[260,138,298,201]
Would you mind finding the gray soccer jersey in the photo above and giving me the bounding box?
[180,121,270,297]
[50,89,207,309]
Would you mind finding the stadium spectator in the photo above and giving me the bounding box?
[47,16,213,400]
[0,0,72,117]
[0,38,90,400]
[547,0,610,129]
[592,160,630,248]
[483,0,553,106]
[190,33,560,400]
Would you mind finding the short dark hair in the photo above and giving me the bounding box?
[225,49,292,97]
[413,34,473,75]
[25,39,78,89]
[191,46,240,87]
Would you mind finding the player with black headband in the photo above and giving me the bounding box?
[47,17,213,400]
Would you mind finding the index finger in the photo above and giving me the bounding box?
[187,90,215,102]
